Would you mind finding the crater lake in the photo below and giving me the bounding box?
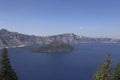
[0,43,120,80]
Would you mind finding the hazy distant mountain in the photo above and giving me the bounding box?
[0,29,120,48]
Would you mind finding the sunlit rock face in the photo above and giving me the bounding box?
[0,29,120,48]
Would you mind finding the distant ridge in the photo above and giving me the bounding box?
[0,29,120,48]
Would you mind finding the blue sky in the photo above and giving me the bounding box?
[0,0,120,38]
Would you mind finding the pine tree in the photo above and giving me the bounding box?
[0,48,18,80]
[102,54,113,80]
[93,54,113,80]
[93,65,104,80]
[113,63,120,80]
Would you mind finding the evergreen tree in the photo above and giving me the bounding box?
[0,48,18,80]
[93,65,104,80]
[93,54,113,80]
[113,63,120,80]
[102,54,113,80]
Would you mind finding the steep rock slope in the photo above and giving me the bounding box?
[0,29,120,48]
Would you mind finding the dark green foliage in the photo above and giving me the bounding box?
[31,40,75,53]
[0,48,18,80]
[93,54,113,80]
[102,54,113,80]
[113,63,120,80]
[93,65,104,80]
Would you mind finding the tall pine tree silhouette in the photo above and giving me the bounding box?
[113,63,120,80]
[0,48,18,80]
[93,54,113,80]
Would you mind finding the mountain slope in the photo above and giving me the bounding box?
[0,29,120,48]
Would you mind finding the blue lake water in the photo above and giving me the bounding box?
[0,43,120,80]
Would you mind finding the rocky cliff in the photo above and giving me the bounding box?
[0,29,120,48]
